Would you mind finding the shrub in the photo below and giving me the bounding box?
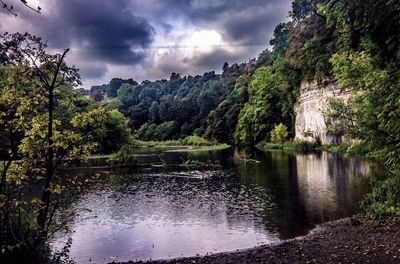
[302,129,314,138]
[362,175,400,220]
[270,123,288,144]
[108,144,139,166]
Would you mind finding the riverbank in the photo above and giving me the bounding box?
[120,217,400,264]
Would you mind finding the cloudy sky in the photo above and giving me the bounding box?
[0,0,292,87]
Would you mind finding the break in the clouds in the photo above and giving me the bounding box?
[0,0,292,87]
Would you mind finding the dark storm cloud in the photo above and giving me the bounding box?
[192,0,291,45]
[143,0,291,45]
[16,0,154,65]
[135,0,292,78]
[78,63,108,79]
[192,48,245,69]
[1,0,292,84]
[59,0,153,64]
[153,48,245,78]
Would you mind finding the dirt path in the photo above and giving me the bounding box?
[119,218,400,264]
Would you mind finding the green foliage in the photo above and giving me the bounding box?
[286,1,336,80]
[270,123,289,144]
[0,33,107,263]
[290,0,320,21]
[137,121,175,141]
[317,0,400,220]
[235,61,299,145]
[236,67,275,144]
[323,96,357,138]
[256,50,274,67]
[97,109,131,154]
[345,141,373,157]
[181,135,212,146]
[118,65,248,142]
[362,176,400,220]
[256,140,319,152]
[204,73,249,144]
[330,52,382,89]
[148,101,160,123]
[270,23,290,56]
[302,129,314,138]
[137,139,182,147]
[108,144,138,166]
[321,0,400,64]
[106,78,137,98]
[328,50,400,169]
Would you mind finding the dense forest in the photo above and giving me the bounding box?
[1,0,400,263]
[87,0,399,159]
[88,33,300,146]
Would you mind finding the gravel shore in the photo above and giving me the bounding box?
[118,217,400,264]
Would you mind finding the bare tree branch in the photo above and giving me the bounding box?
[1,0,41,16]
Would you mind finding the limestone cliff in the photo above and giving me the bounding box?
[295,79,351,145]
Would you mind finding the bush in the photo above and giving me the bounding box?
[302,129,314,138]
[362,175,400,220]
[108,144,138,166]
[345,141,372,156]
[99,109,131,154]
[270,123,288,144]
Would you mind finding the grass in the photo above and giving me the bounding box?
[256,140,375,157]
[255,141,320,152]
[137,135,230,151]
[184,143,230,152]
[137,139,182,147]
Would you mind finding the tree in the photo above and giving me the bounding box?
[106,78,137,98]
[98,109,131,154]
[91,90,104,102]
[0,32,106,262]
[290,0,324,22]
[321,0,400,64]
[270,22,290,56]
[323,96,357,139]
[235,66,290,145]
[329,51,400,166]
[270,123,289,143]
[148,101,160,124]
[169,72,181,80]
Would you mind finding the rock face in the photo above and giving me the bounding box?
[295,79,351,145]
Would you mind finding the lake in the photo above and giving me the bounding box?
[52,148,376,263]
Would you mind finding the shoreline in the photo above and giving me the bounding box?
[117,217,400,264]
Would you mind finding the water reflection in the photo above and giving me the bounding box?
[52,150,375,263]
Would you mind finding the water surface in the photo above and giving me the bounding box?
[53,149,375,263]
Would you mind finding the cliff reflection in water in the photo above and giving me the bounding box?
[295,152,370,222]
[235,150,371,239]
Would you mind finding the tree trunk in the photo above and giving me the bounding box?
[37,86,54,230]
[37,49,69,232]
